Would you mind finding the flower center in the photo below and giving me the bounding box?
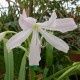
[33,24,38,30]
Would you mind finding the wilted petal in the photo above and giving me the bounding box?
[29,30,41,66]
[6,29,32,52]
[0,32,5,41]
[54,18,77,33]
[39,28,69,53]
[38,11,57,28]
[19,15,37,30]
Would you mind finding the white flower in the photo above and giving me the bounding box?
[6,9,77,66]
[0,32,6,41]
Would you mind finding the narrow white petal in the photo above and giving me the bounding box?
[22,9,27,17]
[6,29,32,52]
[54,18,77,33]
[0,32,5,41]
[49,11,57,21]
[38,11,57,28]
[29,30,41,66]
[39,28,69,53]
[19,15,37,30]
[38,18,77,33]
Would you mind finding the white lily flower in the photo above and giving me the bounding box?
[6,9,77,66]
[0,32,6,41]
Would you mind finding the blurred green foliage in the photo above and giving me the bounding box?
[0,0,80,80]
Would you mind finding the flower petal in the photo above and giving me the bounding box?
[38,11,57,28]
[54,18,77,33]
[39,28,69,53]
[29,30,41,66]
[22,9,27,17]
[0,32,5,41]
[19,15,37,30]
[6,29,32,52]
[42,18,77,33]
[38,17,77,33]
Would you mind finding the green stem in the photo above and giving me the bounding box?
[29,67,35,80]
[18,46,29,57]
[5,31,17,34]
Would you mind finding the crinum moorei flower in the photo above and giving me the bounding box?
[6,9,77,66]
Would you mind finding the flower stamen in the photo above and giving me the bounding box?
[33,24,38,30]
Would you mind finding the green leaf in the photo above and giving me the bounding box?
[3,39,14,80]
[18,53,26,80]
[57,63,80,80]
[46,43,53,67]
[46,62,80,80]
[29,67,36,80]
[57,66,77,80]
[42,67,48,80]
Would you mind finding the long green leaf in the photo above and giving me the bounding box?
[57,66,77,80]
[3,39,14,80]
[18,53,26,80]
[57,63,80,80]
[46,62,80,80]
[42,67,48,80]
[46,43,53,67]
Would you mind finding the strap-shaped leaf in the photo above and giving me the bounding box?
[18,53,26,80]
[42,67,49,80]
[3,39,14,80]
[46,43,53,67]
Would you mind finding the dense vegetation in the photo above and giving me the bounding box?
[0,0,80,80]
